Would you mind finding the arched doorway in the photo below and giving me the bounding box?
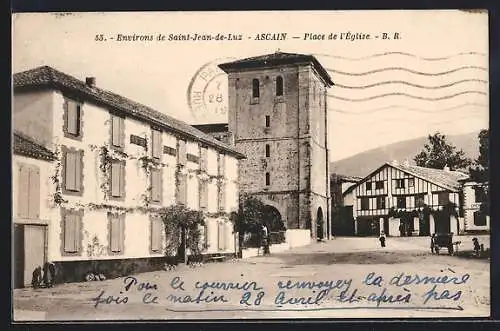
[262,205,285,232]
[316,207,324,240]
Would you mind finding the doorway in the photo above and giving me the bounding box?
[316,207,324,240]
[14,224,47,288]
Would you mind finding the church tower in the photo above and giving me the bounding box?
[219,52,334,241]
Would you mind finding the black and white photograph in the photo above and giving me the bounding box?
[11,10,490,321]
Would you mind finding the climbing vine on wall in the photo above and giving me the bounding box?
[49,145,67,207]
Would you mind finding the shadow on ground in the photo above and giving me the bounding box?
[275,250,427,266]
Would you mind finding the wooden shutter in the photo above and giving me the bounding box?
[28,166,40,219]
[17,165,29,218]
[110,216,120,252]
[112,115,123,147]
[151,169,161,202]
[64,214,78,252]
[152,130,161,159]
[65,152,77,191]
[217,222,224,250]
[176,174,187,205]
[119,215,125,252]
[178,139,187,165]
[74,151,81,192]
[67,102,79,135]
[200,147,208,172]
[224,222,231,250]
[119,163,125,196]
[111,162,121,197]
[151,217,161,252]
[199,181,208,209]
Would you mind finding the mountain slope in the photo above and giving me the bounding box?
[330,131,480,178]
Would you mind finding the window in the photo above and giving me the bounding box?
[395,179,405,189]
[366,182,372,191]
[265,115,270,128]
[199,180,208,209]
[150,168,162,203]
[217,222,225,250]
[265,144,270,157]
[415,194,426,207]
[252,79,260,98]
[64,99,81,138]
[408,178,415,188]
[176,173,187,205]
[397,197,406,208]
[376,196,386,209]
[375,181,384,190]
[438,192,449,205]
[177,139,187,165]
[63,211,82,254]
[17,164,40,219]
[109,213,125,254]
[110,160,125,199]
[64,149,82,193]
[276,76,283,96]
[475,186,486,203]
[473,211,487,226]
[111,114,124,148]
[200,147,208,172]
[151,129,162,159]
[360,197,369,210]
[218,180,226,212]
[265,172,270,186]
[150,216,163,253]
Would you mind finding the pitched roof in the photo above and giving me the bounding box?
[391,162,469,191]
[355,162,469,192]
[330,173,363,183]
[13,66,245,159]
[13,131,55,161]
[218,52,334,87]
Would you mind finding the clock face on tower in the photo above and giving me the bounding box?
[187,57,236,123]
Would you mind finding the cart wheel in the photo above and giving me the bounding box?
[435,247,440,255]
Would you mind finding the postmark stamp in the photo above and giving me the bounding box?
[186,57,236,122]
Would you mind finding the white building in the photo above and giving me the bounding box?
[461,181,490,232]
[13,66,245,287]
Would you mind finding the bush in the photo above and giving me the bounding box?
[269,231,286,245]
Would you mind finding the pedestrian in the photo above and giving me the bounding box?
[399,223,404,237]
[262,224,270,256]
[472,237,480,257]
[379,231,386,248]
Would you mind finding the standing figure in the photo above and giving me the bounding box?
[472,237,481,257]
[379,231,386,247]
[262,224,270,256]
[399,223,405,237]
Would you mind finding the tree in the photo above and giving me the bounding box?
[414,132,472,170]
[232,193,267,248]
[469,129,489,214]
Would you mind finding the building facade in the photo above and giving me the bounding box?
[217,52,334,243]
[330,174,361,236]
[461,181,490,232]
[13,66,244,287]
[349,161,469,237]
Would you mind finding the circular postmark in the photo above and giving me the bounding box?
[187,57,236,122]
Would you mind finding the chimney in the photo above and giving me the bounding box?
[85,77,96,88]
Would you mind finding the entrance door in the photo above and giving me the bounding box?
[434,212,451,234]
[22,225,47,287]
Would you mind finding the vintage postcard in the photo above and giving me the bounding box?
[11,10,490,321]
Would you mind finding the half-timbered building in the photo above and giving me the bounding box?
[351,161,469,237]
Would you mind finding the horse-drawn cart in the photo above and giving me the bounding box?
[431,233,455,255]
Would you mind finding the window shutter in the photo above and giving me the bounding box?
[28,166,40,219]
[64,214,77,252]
[111,162,121,197]
[110,216,120,252]
[151,217,161,252]
[74,214,81,252]
[200,181,208,209]
[119,215,125,252]
[200,147,208,172]
[177,174,187,205]
[17,165,29,218]
[218,222,224,250]
[224,222,231,250]
[74,151,81,192]
[151,169,161,202]
[205,223,210,249]
[112,115,122,147]
[67,102,79,135]
[119,162,125,197]
[178,140,187,165]
[152,130,161,159]
[65,152,77,191]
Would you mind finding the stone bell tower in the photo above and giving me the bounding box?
[218,52,334,241]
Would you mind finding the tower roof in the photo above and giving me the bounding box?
[218,52,334,87]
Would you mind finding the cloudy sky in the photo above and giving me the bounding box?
[12,10,489,161]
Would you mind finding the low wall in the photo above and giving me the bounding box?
[286,229,311,248]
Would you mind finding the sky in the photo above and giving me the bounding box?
[12,10,489,161]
